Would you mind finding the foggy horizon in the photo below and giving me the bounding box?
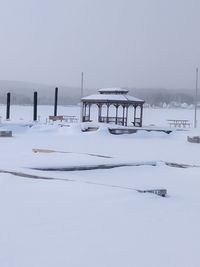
[0,79,197,91]
[0,0,200,89]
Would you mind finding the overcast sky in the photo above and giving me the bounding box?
[0,0,200,89]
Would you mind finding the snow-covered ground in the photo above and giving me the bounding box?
[0,105,200,267]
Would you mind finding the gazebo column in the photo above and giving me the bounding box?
[122,105,125,126]
[140,104,143,127]
[106,104,110,123]
[125,105,129,126]
[85,103,88,121]
[115,105,119,124]
[88,104,91,121]
[133,105,137,126]
[81,103,85,122]
[97,104,102,122]
[82,103,86,122]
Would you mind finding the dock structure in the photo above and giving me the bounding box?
[81,88,145,127]
[108,127,173,135]
[33,91,38,121]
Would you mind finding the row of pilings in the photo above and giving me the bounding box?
[3,88,59,121]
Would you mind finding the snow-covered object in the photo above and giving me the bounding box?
[82,87,144,103]
[98,87,129,94]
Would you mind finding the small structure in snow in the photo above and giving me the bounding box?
[0,130,12,137]
[81,88,145,127]
[187,136,200,143]
[138,189,167,197]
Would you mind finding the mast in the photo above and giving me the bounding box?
[81,72,84,99]
[194,68,198,128]
[80,72,84,122]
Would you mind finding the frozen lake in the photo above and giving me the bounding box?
[0,104,199,127]
[0,105,200,267]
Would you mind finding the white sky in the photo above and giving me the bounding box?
[0,0,200,89]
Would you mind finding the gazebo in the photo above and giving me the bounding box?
[81,88,145,127]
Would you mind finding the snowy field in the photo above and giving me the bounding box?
[0,105,200,267]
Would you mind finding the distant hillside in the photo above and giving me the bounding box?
[0,80,197,106]
[129,88,196,106]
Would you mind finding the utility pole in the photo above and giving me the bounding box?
[81,72,84,99]
[194,67,198,128]
[80,72,84,122]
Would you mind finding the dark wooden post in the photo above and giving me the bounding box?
[83,103,87,121]
[115,105,119,124]
[6,92,11,120]
[122,105,125,126]
[106,104,110,123]
[88,104,91,121]
[133,105,137,126]
[125,105,129,126]
[81,102,84,122]
[33,91,38,121]
[98,104,102,122]
[54,87,58,116]
[140,104,143,127]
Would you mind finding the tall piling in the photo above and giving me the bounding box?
[33,91,38,121]
[6,92,11,120]
[54,87,58,116]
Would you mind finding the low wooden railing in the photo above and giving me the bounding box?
[167,119,191,128]
[82,115,91,122]
[132,118,142,127]
[99,116,127,125]
[49,115,78,123]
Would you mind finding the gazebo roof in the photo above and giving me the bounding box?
[81,88,144,104]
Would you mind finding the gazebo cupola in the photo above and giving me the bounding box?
[98,88,129,94]
[81,88,145,127]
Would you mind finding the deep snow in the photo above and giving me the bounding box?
[0,105,200,267]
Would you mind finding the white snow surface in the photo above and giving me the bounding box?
[0,105,200,267]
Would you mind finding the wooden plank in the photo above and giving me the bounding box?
[49,115,64,121]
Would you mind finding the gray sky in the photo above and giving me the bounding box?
[0,0,200,89]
